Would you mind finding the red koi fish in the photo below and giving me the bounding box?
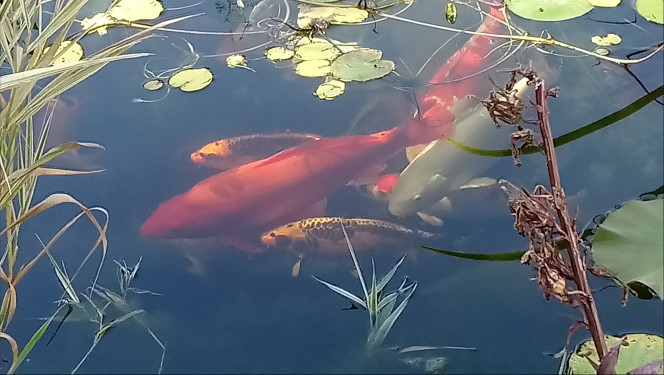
[191,132,321,170]
[412,6,507,141]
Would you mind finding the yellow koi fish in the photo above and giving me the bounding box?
[191,132,322,170]
[261,217,434,256]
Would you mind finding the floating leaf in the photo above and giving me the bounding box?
[295,59,331,78]
[237,0,245,8]
[315,78,346,100]
[295,42,341,61]
[168,68,214,92]
[297,5,368,29]
[265,46,295,61]
[226,54,248,68]
[81,13,116,35]
[445,2,458,24]
[505,0,593,21]
[331,49,395,82]
[636,0,664,24]
[591,199,663,299]
[107,0,164,22]
[595,47,611,56]
[589,0,621,6]
[566,334,663,374]
[143,79,164,91]
[43,41,84,66]
[591,33,622,46]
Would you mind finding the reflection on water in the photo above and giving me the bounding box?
[11,0,663,373]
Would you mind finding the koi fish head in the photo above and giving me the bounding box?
[190,140,232,164]
[261,223,308,252]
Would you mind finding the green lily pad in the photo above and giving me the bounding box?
[505,0,593,21]
[589,0,621,7]
[143,79,164,91]
[168,68,214,92]
[315,78,345,100]
[591,199,663,299]
[295,42,341,61]
[295,59,331,78]
[297,5,369,29]
[265,47,295,61]
[331,49,395,82]
[108,0,164,22]
[566,334,663,374]
[43,41,84,66]
[636,0,664,24]
[591,33,622,46]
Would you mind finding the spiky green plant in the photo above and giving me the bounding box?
[0,0,191,372]
[313,224,418,354]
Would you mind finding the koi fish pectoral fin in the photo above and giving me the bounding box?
[347,163,388,187]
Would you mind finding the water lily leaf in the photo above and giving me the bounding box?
[108,0,164,22]
[566,334,663,374]
[591,199,663,299]
[295,59,331,78]
[445,2,458,24]
[589,0,621,7]
[143,79,164,91]
[295,42,341,61]
[636,0,664,24]
[226,54,248,68]
[331,49,395,82]
[265,46,295,61]
[315,78,345,100]
[591,33,622,46]
[81,13,116,35]
[44,41,84,66]
[505,0,593,21]
[168,68,213,92]
[297,5,369,29]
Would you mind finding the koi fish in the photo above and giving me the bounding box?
[141,117,437,251]
[191,132,322,170]
[261,217,434,256]
[408,6,508,144]
[388,78,531,217]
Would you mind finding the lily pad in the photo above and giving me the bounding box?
[295,42,341,61]
[636,0,664,24]
[315,78,346,100]
[589,0,621,7]
[505,0,593,21]
[566,334,663,374]
[591,199,663,299]
[265,47,295,61]
[44,41,84,66]
[591,33,622,46]
[331,49,395,82]
[143,79,164,91]
[226,54,249,69]
[297,5,368,29]
[168,68,214,92]
[295,59,331,78]
[108,0,164,22]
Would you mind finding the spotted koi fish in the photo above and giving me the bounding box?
[191,132,322,170]
[261,217,434,256]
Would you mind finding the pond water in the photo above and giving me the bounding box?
[6,0,663,373]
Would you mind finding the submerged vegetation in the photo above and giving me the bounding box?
[0,0,183,372]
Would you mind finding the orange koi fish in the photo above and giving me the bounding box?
[261,217,434,256]
[191,132,322,170]
[412,6,507,142]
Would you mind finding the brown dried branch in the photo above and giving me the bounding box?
[500,70,608,362]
